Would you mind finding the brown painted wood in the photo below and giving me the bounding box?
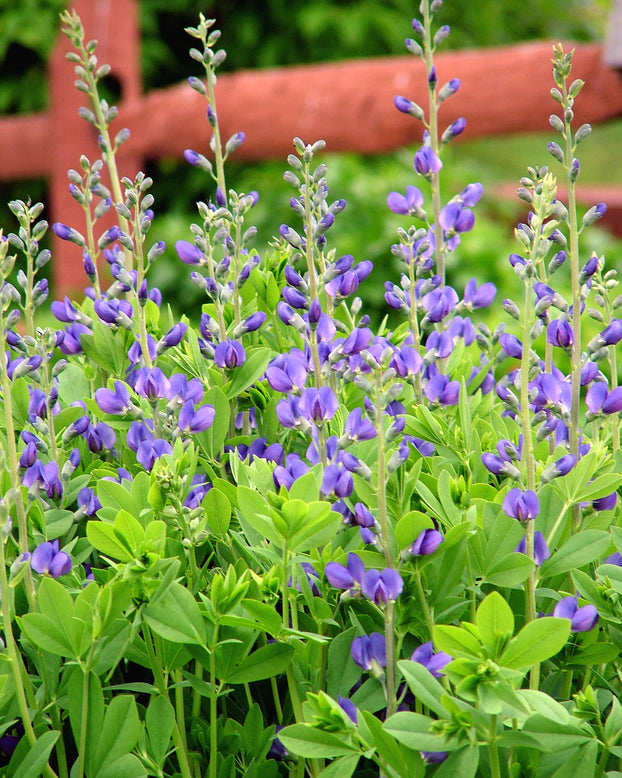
[0,0,621,296]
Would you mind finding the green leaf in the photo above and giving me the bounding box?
[204,488,231,537]
[64,668,104,775]
[43,508,74,540]
[500,618,570,670]
[522,713,593,750]
[540,530,611,577]
[146,695,175,766]
[317,755,360,778]
[237,486,282,546]
[288,504,342,553]
[606,697,622,746]
[228,642,295,684]
[278,724,358,758]
[357,710,418,777]
[113,509,145,555]
[57,363,91,409]
[433,625,482,660]
[485,552,534,587]
[93,695,141,775]
[81,321,129,376]
[144,582,206,645]
[397,659,447,717]
[241,599,283,637]
[569,642,619,666]
[434,746,479,778]
[21,579,77,657]
[327,627,361,699]
[95,754,147,778]
[576,474,622,503]
[97,478,132,513]
[6,730,59,778]
[476,591,514,652]
[196,386,230,459]
[87,521,133,562]
[550,741,598,778]
[384,711,454,752]
[224,348,271,399]
[395,511,434,552]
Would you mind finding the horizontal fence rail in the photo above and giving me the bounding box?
[1,0,621,297]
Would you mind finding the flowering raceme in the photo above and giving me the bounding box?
[4,9,622,776]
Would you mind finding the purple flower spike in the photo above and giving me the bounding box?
[424,374,459,406]
[460,183,483,207]
[30,540,72,577]
[136,438,173,471]
[351,632,387,671]
[410,528,444,556]
[414,146,442,176]
[299,386,339,423]
[541,454,577,484]
[158,322,187,352]
[547,319,574,349]
[596,319,622,347]
[342,407,376,443]
[178,401,216,433]
[135,367,171,401]
[586,382,622,416]
[387,185,424,215]
[422,752,448,765]
[499,333,523,359]
[361,568,404,604]
[515,531,550,566]
[214,339,246,369]
[439,202,474,234]
[337,696,358,724]
[266,354,308,393]
[463,278,496,309]
[553,596,598,632]
[176,240,205,265]
[324,552,365,593]
[411,641,452,678]
[502,488,539,521]
[593,492,617,511]
[353,503,375,528]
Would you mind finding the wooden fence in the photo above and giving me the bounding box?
[1,0,622,298]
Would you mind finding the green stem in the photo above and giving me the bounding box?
[0,347,35,604]
[76,660,94,778]
[374,373,393,570]
[174,670,188,753]
[205,70,226,196]
[421,0,444,284]
[0,540,58,778]
[489,715,501,778]
[209,626,219,778]
[143,626,193,778]
[50,705,69,778]
[414,565,435,640]
[385,601,397,718]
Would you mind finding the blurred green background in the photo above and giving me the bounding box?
[0,0,620,321]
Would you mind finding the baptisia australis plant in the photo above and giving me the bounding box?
[2,2,622,778]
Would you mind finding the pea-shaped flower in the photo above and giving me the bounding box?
[502,488,539,521]
[31,540,72,578]
[553,596,598,632]
[411,641,452,678]
[351,632,386,672]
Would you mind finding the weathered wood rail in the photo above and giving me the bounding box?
[1,0,622,297]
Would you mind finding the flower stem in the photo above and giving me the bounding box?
[489,715,501,778]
